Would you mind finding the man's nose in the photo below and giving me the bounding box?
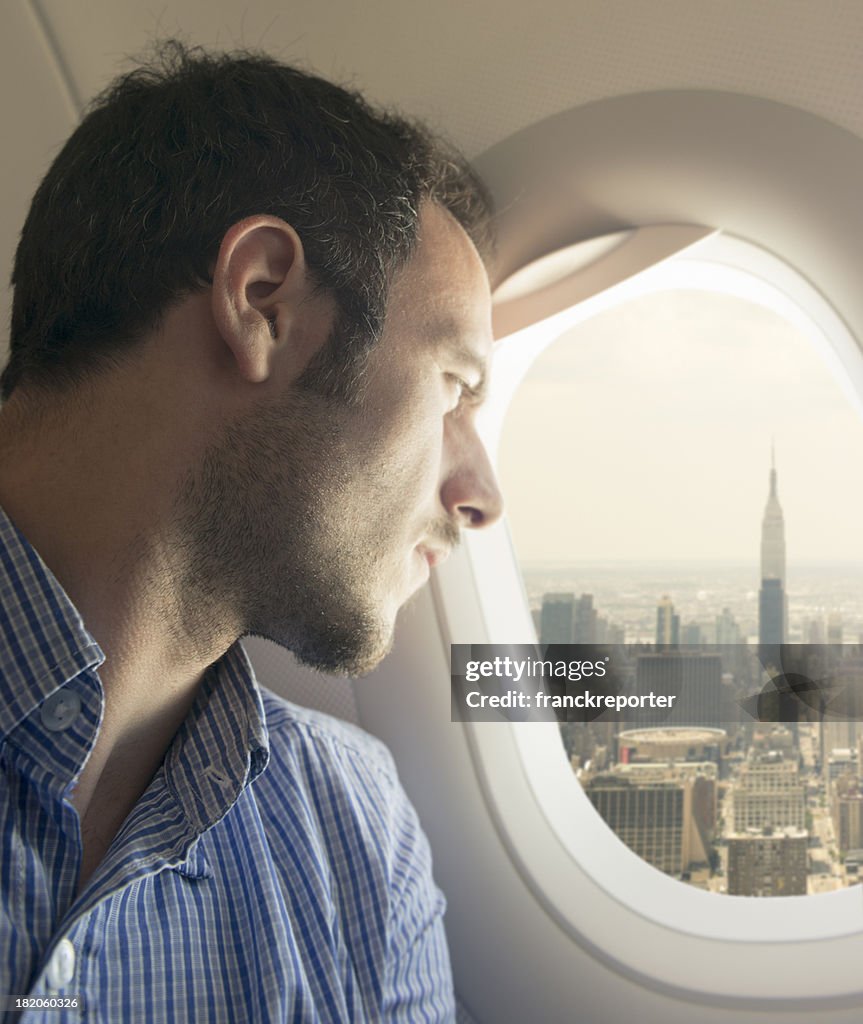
[440,421,504,530]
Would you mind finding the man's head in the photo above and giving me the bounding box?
[176,201,501,674]
[3,41,494,404]
[1,42,503,675]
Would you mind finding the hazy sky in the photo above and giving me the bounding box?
[497,289,863,565]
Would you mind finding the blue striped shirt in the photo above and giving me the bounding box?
[0,505,454,1022]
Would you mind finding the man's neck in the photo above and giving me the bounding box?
[0,386,237,860]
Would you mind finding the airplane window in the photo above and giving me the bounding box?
[496,274,863,899]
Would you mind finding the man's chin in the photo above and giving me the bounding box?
[298,628,395,678]
[247,614,395,678]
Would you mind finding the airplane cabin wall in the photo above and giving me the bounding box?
[3,3,863,1021]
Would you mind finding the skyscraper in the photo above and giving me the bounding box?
[732,751,806,832]
[727,828,807,896]
[656,595,680,647]
[540,592,575,645]
[759,448,787,660]
[761,446,786,586]
[759,580,784,653]
[715,607,741,646]
[585,762,716,876]
[573,594,598,644]
[833,775,863,854]
[541,592,607,646]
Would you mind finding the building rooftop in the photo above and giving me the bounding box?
[728,827,808,840]
[618,727,727,744]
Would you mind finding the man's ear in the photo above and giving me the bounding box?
[210,215,325,384]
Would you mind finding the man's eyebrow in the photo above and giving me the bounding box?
[445,341,489,404]
[423,317,490,399]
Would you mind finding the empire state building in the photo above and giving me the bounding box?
[759,449,786,655]
[761,450,786,585]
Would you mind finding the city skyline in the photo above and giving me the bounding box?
[527,419,863,897]
[523,450,863,641]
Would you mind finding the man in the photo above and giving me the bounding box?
[0,42,502,1021]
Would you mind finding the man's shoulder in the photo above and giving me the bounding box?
[248,687,419,878]
[256,684,398,790]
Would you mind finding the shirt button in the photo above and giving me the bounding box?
[45,938,76,989]
[40,690,82,732]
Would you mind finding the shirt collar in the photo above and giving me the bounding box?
[166,640,270,834]
[0,504,104,742]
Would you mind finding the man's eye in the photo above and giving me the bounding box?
[445,374,469,410]
[448,374,468,397]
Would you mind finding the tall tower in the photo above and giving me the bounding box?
[759,447,787,664]
[656,595,680,647]
[761,444,786,586]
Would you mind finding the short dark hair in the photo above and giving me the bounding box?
[2,41,493,402]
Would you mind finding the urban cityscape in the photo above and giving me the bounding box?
[524,455,863,897]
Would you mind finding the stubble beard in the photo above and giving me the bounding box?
[172,389,395,677]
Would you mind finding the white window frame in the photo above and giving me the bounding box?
[431,229,863,1002]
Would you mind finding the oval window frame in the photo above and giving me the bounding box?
[431,230,863,1005]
